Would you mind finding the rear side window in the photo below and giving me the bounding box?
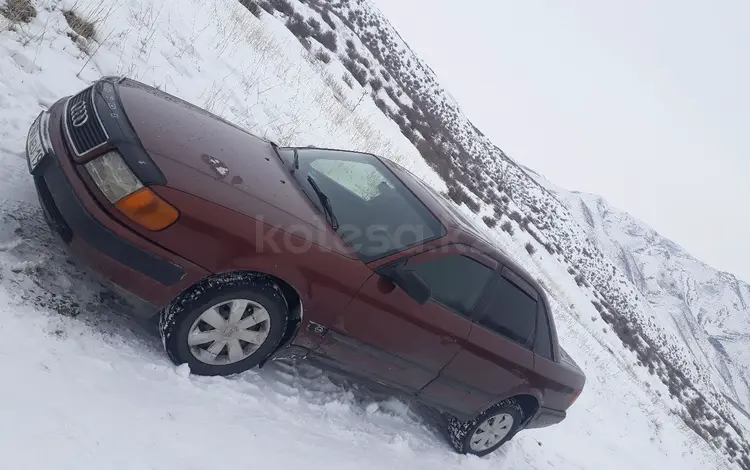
[408,254,493,316]
[479,274,538,348]
[535,302,554,359]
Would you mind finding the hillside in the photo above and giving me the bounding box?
[539,172,750,412]
[0,0,747,468]
[247,0,750,466]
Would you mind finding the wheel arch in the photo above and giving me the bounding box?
[227,269,303,348]
[194,269,304,352]
[513,394,541,423]
[483,393,541,444]
[265,272,303,349]
[477,391,542,432]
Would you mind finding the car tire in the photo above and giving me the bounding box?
[159,272,289,376]
[447,398,524,457]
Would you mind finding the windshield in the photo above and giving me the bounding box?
[285,148,445,262]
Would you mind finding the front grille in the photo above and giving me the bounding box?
[64,87,108,156]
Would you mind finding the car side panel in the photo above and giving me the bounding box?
[532,355,586,411]
[146,186,374,350]
[426,325,536,417]
[416,357,495,418]
[316,273,471,391]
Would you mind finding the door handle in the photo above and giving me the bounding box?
[442,334,458,344]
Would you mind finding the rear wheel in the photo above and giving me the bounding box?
[159,272,289,376]
[447,399,524,457]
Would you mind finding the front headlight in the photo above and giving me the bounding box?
[85,151,178,230]
[39,111,53,155]
[85,150,144,203]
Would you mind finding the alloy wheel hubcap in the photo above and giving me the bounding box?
[469,413,514,452]
[187,299,271,365]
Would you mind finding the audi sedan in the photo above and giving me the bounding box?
[25,77,585,457]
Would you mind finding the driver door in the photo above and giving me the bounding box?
[314,244,497,393]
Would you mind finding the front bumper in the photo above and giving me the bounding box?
[34,156,185,285]
[26,103,209,311]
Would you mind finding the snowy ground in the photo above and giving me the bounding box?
[0,0,736,468]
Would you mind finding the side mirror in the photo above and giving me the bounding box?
[378,263,431,304]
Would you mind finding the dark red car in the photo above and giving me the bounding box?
[25,77,585,456]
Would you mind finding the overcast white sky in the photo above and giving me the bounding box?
[373,0,750,282]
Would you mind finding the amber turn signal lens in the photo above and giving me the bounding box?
[115,187,179,231]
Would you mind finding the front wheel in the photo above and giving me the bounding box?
[447,399,524,457]
[159,272,289,376]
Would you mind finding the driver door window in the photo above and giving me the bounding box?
[406,253,494,317]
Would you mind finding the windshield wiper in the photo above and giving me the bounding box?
[290,148,300,175]
[306,175,339,231]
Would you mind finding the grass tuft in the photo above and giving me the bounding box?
[0,0,37,23]
[64,10,96,40]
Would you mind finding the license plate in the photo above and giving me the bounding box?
[26,113,45,173]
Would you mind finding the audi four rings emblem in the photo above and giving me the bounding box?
[70,100,89,127]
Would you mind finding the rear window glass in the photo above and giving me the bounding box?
[535,302,553,359]
[479,274,538,348]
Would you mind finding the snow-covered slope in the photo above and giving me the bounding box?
[0,0,746,468]
[552,181,750,412]
[525,166,750,409]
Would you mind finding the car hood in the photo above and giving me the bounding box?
[117,80,338,246]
